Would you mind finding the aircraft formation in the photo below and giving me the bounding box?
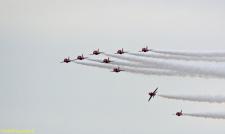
[60,46,225,119]
[61,46,185,117]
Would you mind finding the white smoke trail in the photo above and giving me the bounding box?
[183,113,225,120]
[74,61,190,77]
[87,58,191,76]
[128,52,225,62]
[87,58,158,68]
[104,53,152,63]
[150,49,225,57]
[120,67,189,77]
[104,53,225,79]
[159,94,225,103]
[74,61,115,70]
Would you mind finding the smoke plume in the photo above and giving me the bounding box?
[104,53,225,79]
[74,61,189,77]
[150,49,225,57]
[159,94,225,103]
[128,52,225,62]
[183,113,225,120]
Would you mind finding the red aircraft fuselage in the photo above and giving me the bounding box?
[113,68,120,72]
[148,88,158,102]
[149,92,156,97]
[62,58,72,63]
[103,58,111,63]
[176,111,183,116]
[92,49,101,55]
[116,48,125,54]
[112,67,123,73]
[76,55,86,60]
[140,47,150,52]
[77,56,83,60]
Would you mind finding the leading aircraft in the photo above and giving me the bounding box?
[75,54,88,60]
[60,57,74,63]
[176,110,183,116]
[90,49,102,55]
[111,67,124,73]
[139,46,150,52]
[148,87,158,101]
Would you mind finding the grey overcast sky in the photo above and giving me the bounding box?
[1,0,225,134]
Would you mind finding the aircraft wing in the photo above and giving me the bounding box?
[148,96,152,102]
[154,87,158,93]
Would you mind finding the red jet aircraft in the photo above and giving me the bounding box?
[148,87,158,101]
[176,110,183,116]
[61,57,74,63]
[111,67,124,73]
[139,46,150,52]
[102,57,113,63]
[75,54,88,60]
[91,49,102,55]
[115,48,126,54]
